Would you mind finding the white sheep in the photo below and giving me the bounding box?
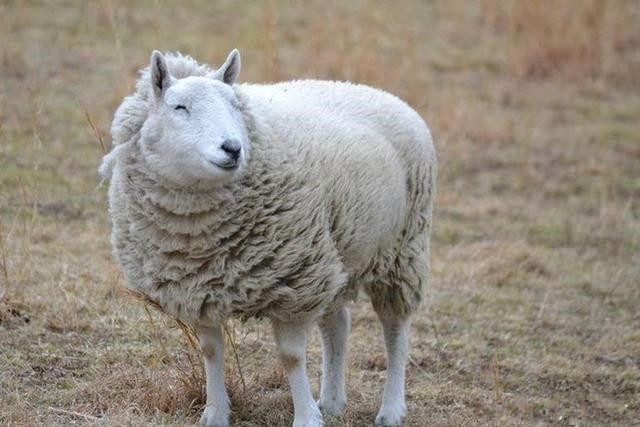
[100,49,436,427]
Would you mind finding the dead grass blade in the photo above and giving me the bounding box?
[84,108,107,154]
[143,304,171,360]
[224,323,247,395]
[48,407,100,422]
[490,355,503,402]
[0,221,9,300]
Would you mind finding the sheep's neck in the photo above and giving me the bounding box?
[125,147,246,233]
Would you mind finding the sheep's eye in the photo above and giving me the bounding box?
[174,105,188,111]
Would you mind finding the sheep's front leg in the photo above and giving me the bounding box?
[272,319,323,427]
[375,313,411,426]
[195,324,230,427]
[317,306,350,416]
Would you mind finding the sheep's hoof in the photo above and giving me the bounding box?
[292,405,324,427]
[317,397,347,417]
[200,405,230,427]
[374,403,406,426]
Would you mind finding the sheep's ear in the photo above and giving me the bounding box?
[150,50,171,100]
[213,49,241,85]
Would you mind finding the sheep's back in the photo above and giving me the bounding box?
[237,81,434,275]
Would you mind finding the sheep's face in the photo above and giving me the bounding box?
[141,50,249,187]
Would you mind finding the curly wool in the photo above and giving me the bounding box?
[103,53,436,326]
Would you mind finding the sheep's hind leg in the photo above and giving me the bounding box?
[195,324,230,427]
[272,319,324,427]
[317,306,350,417]
[375,311,411,426]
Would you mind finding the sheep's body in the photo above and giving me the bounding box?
[103,52,435,426]
[108,82,435,326]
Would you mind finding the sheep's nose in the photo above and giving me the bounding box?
[221,139,241,161]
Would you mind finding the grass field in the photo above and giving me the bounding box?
[1,1,639,425]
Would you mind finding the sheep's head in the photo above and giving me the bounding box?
[140,49,249,187]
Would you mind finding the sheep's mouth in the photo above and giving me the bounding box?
[210,160,239,170]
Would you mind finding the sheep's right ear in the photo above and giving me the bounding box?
[150,50,171,101]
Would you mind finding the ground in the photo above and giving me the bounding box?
[1,1,639,426]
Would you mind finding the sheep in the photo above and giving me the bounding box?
[100,49,436,427]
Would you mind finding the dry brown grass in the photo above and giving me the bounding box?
[484,0,640,82]
[1,1,639,426]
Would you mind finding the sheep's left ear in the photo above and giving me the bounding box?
[213,49,241,85]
